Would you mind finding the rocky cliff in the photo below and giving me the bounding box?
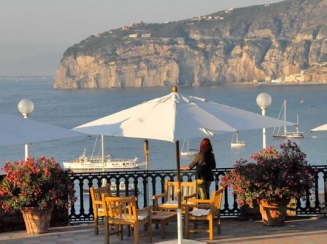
[54,0,327,89]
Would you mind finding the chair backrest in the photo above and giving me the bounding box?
[184,186,224,240]
[101,194,152,244]
[211,187,224,214]
[102,194,138,224]
[164,180,197,202]
[90,183,112,212]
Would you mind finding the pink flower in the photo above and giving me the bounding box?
[220,140,317,206]
[0,157,77,212]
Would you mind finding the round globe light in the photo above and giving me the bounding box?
[256,93,272,109]
[18,99,34,118]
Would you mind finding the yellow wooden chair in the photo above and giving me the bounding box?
[101,194,152,244]
[152,179,197,212]
[184,187,224,240]
[89,183,112,235]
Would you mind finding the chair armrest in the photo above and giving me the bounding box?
[189,198,212,204]
[183,193,196,202]
[152,192,168,211]
[152,192,167,200]
[138,205,152,215]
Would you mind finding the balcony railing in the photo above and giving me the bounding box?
[68,166,327,222]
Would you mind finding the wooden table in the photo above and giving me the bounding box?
[151,211,177,239]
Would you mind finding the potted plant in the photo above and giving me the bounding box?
[0,156,76,234]
[221,140,317,226]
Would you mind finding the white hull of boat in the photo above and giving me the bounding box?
[231,131,246,148]
[272,132,304,139]
[63,153,139,170]
[231,141,246,147]
[180,149,198,156]
[272,100,304,139]
[84,182,137,195]
[110,182,136,195]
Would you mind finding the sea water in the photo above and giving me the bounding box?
[1,79,327,174]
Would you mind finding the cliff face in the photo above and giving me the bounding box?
[54,0,327,89]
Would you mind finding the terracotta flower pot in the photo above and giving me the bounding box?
[21,207,53,234]
[259,200,288,226]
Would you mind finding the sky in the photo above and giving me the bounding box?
[0,0,282,76]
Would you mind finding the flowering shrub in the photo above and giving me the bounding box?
[0,156,76,212]
[221,141,317,207]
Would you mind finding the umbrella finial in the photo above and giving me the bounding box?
[172,86,178,93]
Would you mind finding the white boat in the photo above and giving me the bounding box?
[83,181,137,195]
[231,131,246,148]
[63,148,139,171]
[110,182,137,195]
[180,139,198,156]
[272,100,304,139]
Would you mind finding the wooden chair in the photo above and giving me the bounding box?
[184,187,224,240]
[152,180,197,212]
[89,183,112,235]
[101,194,152,244]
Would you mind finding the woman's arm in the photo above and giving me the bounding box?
[181,152,202,170]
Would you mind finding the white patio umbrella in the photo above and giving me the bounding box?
[73,86,293,243]
[311,123,327,132]
[0,113,83,147]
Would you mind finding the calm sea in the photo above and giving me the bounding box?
[1,79,327,173]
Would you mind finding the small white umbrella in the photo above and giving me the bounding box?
[73,86,293,244]
[0,113,83,147]
[311,123,327,132]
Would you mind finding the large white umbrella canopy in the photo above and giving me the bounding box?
[73,86,293,244]
[0,113,83,147]
[74,87,293,141]
[311,123,327,132]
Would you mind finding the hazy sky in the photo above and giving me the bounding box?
[0,0,282,76]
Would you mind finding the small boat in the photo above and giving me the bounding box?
[110,182,137,195]
[231,131,246,148]
[63,149,139,171]
[272,100,304,139]
[83,181,138,196]
[180,139,198,156]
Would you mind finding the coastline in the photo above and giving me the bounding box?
[1,76,327,89]
[218,81,327,87]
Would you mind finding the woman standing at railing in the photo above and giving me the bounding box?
[181,138,216,199]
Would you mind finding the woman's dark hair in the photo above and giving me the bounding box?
[199,138,213,152]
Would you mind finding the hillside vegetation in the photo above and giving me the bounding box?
[54,0,327,89]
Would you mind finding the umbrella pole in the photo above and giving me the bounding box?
[175,140,183,244]
[101,135,106,186]
[101,135,104,170]
[144,139,149,206]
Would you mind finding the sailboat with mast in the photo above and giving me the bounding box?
[272,100,304,139]
[180,139,198,156]
[231,131,246,148]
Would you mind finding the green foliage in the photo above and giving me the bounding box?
[0,157,76,212]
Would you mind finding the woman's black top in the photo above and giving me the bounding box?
[188,150,216,182]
